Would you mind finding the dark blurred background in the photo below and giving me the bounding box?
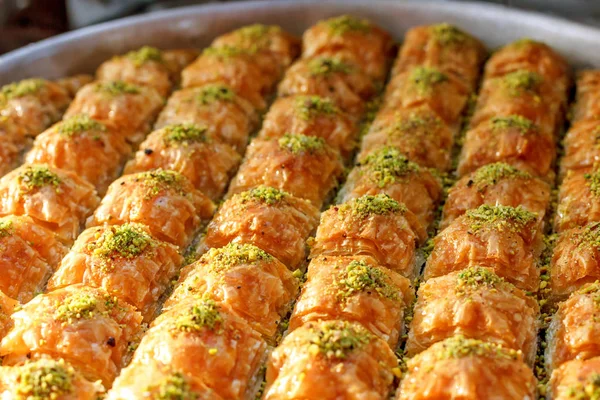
[2,0,600,55]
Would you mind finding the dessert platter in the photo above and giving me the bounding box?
[0,1,600,398]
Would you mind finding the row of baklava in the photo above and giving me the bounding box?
[0,23,303,399]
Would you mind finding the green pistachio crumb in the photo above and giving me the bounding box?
[409,66,448,94]
[510,38,542,48]
[431,23,470,45]
[226,24,281,53]
[358,146,420,188]
[1,78,45,102]
[325,15,371,36]
[499,70,542,97]
[163,123,208,144]
[89,223,156,261]
[391,110,441,135]
[202,243,273,274]
[435,335,521,361]
[15,359,74,400]
[239,186,288,205]
[203,45,251,58]
[575,223,600,251]
[278,133,326,154]
[126,46,163,66]
[134,169,186,198]
[58,114,106,137]
[55,293,99,322]
[147,372,198,400]
[195,84,235,105]
[470,162,530,188]
[308,57,352,76]
[338,194,406,217]
[175,298,223,332]
[491,115,536,134]
[18,165,61,191]
[585,171,600,197]
[234,24,280,39]
[465,204,537,232]
[0,219,13,239]
[294,96,339,120]
[307,321,371,360]
[337,260,399,300]
[95,80,141,95]
[456,267,504,293]
[565,373,600,399]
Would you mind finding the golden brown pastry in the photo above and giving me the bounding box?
[549,357,600,400]
[130,297,267,400]
[123,123,241,201]
[165,243,299,339]
[571,70,600,124]
[48,223,183,321]
[560,119,600,177]
[359,106,454,171]
[393,23,486,92]
[264,320,398,400]
[0,357,104,400]
[406,267,539,364]
[26,114,132,195]
[442,162,551,230]
[56,74,94,97]
[302,15,394,82]
[397,335,537,400]
[0,215,68,302]
[0,284,142,387]
[0,290,17,340]
[0,118,23,176]
[289,255,413,347]
[202,186,320,270]
[424,204,542,292]
[88,169,215,248]
[0,164,100,244]
[64,80,164,145]
[278,56,378,116]
[546,282,600,371]
[311,194,424,279]
[258,95,358,160]
[154,85,258,153]
[228,134,344,208]
[555,168,600,232]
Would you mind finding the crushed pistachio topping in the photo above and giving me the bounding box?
[234,24,279,39]
[565,373,600,399]
[195,84,235,105]
[239,186,288,205]
[499,70,542,97]
[0,219,13,238]
[491,115,536,134]
[308,57,352,76]
[163,123,208,144]
[58,114,106,137]
[575,223,600,251]
[585,170,600,197]
[202,243,272,274]
[134,169,186,197]
[89,223,156,260]
[15,359,74,400]
[294,96,339,120]
[465,204,537,232]
[325,15,371,35]
[432,23,471,45]
[95,80,141,95]
[337,260,398,300]
[338,194,406,217]
[126,46,163,65]
[510,38,542,48]
[227,24,281,52]
[456,267,504,292]
[435,335,521,360]
[18,165,61,191]
[148,372,198,400]
[469,162,530,188]
[278,133,326,154]
[55,293,99,322]
[409,67,448,94]
[358,146,420,188]
[307,321,371,359]
[391,110,441,135]
[1,78,45,102]
[175,299,223,332]
[203,45,251,58]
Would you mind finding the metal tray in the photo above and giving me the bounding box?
[1,0,600,86]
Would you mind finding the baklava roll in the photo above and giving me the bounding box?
[64,80,164,145]
[0,290,17,340]
[554,168,600,232]
[123,123,241,201]
[302,15,394,82]
[0,284,142,387]
[154,85,258,153]
[228,134,344,209]
[289,255,413,348]
[25,115,132,195]
[0,164,100,244]
[0,78,71,139]
[88,169,215,248]
[107,359,222,400]
[381,66,470,132]
[393,23,486,92]
[258,95,358,160]
[549,357,600,400]
[546,282,600,371]
[212,24,301,75]
[264,320,398,400]
[310,194,424,279]
[397,335,537,400]
[0,215,68,302]
[181,46,275,111]
[561,119,600,177]
[424,204,542,292]
[0,358,103,400]
[551,223,600,299]
[277,56,378,116]
[359,106,454,171]
[56,74,94,97]
[130,297,267,400]
[406,267,539,364]
[165,243,299,339]
[457,115,556,179]
[441,162,551,230]
[96,46,195,97]
[339,146,442,232]
[570,70,600,124]
[202,186,320,270]
[48,223,183,321]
